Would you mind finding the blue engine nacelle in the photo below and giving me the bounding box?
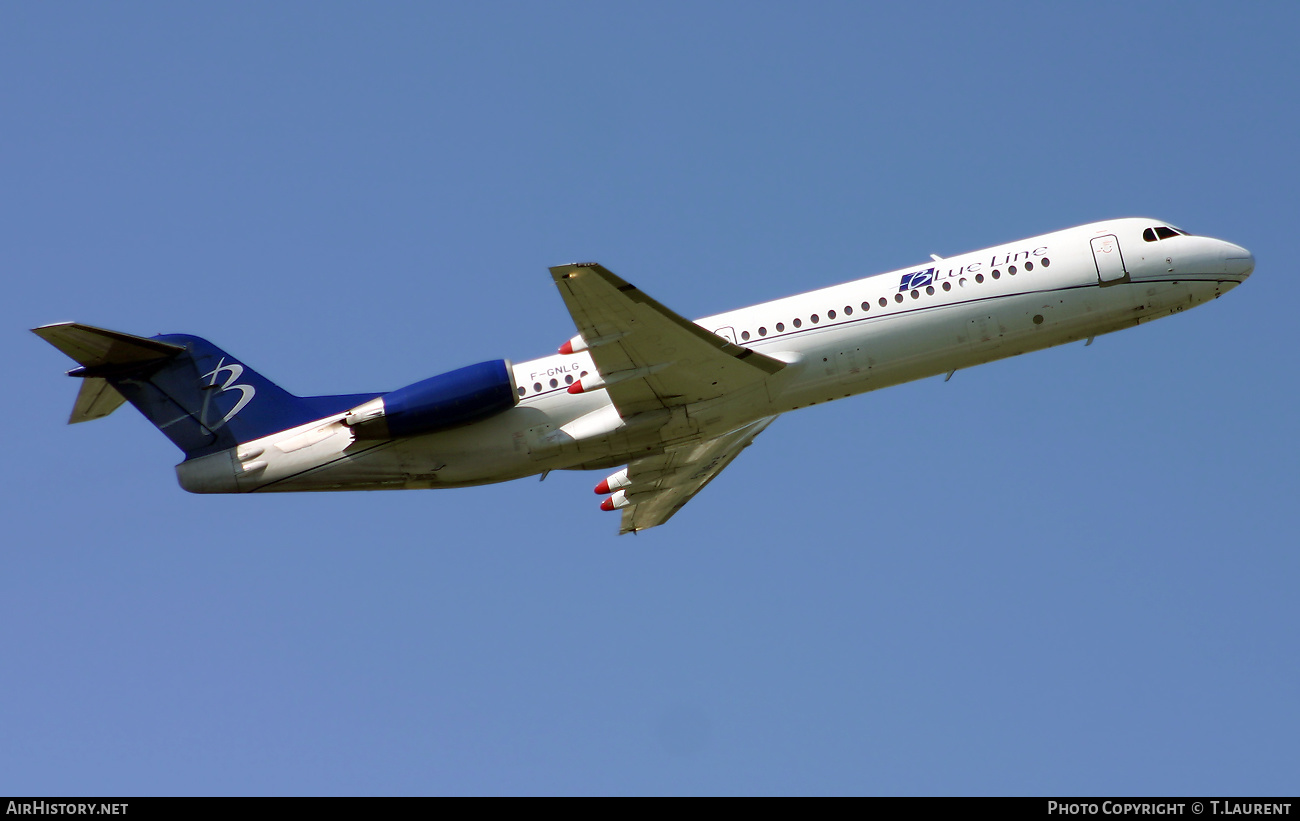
[343,359,518,439]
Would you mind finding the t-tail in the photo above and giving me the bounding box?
[32,323,374,461]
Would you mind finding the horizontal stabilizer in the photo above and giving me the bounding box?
[32,322,184,372]
[68,377,127,424]
[34,323,186,425]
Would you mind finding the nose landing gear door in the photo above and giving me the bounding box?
[1091,234,1130,286]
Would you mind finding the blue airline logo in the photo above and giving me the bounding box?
[898,268,934,292]
[897,245,1051,292]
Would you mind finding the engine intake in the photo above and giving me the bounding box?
[344,359,518,439]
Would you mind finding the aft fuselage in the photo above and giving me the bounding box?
[175,218,1252,494]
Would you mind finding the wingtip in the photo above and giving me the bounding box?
[549,262,600,280]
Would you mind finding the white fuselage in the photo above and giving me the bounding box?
[175,218,1252,494]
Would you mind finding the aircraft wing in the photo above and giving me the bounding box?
[609,415,778,534]
[550,263,785,417]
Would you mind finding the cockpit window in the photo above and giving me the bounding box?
[1143,225,1185,242]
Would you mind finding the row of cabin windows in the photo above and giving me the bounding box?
[521,255,1055,398]
[733,258,1051,342]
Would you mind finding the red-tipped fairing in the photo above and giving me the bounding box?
[558,334,586,355]
[567,373,608,395]
[595,468,630,495]
[600,490,631,511]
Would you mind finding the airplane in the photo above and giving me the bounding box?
[33,218,1253,534]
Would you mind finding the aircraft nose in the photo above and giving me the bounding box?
[1223,242,1254,278]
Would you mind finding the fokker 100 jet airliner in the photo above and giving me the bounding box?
[35,218,1253,533]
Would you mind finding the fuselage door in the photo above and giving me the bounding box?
[1090,234,1129,285]
[713,326,738,344]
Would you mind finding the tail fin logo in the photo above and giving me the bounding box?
[200,358,256,431]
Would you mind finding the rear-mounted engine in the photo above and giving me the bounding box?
[343,359,518,439]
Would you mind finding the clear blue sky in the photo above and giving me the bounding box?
[3,2,1297,796]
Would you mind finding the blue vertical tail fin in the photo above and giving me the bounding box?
[33,323,373,459]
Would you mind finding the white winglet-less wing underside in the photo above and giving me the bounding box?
[609,415,778,534]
